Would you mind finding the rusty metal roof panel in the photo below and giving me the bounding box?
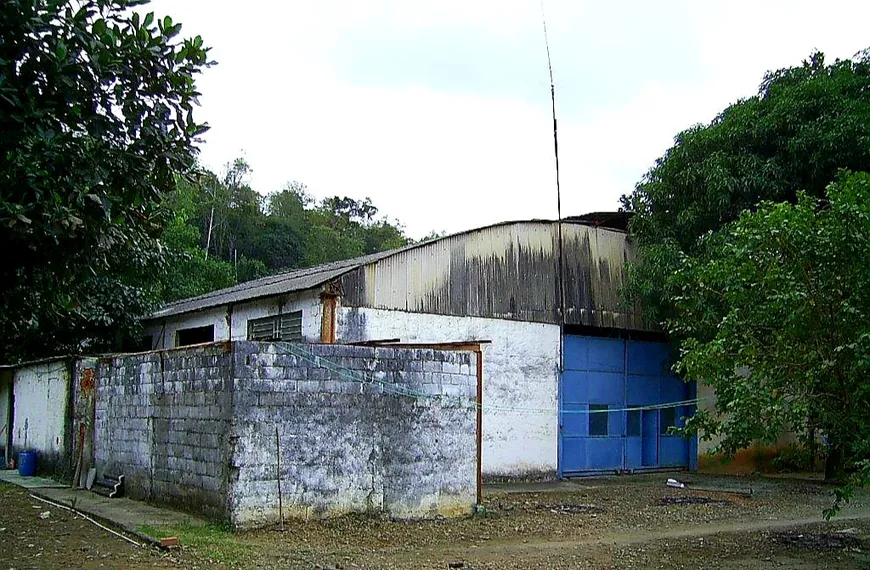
[339,220,651,331]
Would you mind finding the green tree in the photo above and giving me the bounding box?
[0,0,209,362]
[668,172,870,498]
[157,175,236,302]
[622,51,870,325]
[159,165,414,289]
[202,158,262,262]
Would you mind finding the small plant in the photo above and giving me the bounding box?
[138,522,250,566]
[771,444,819,473]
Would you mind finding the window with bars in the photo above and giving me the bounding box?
[247,311,303,342]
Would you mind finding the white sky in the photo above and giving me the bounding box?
[148,0,869,239]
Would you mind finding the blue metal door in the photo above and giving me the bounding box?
[560,335,696,476]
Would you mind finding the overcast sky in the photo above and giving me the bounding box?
[148,0,869,239]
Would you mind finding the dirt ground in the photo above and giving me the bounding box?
[2,474,869,569]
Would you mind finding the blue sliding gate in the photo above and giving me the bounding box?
[559,335,697,476]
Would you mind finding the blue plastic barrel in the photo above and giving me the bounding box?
[17,451,38,477]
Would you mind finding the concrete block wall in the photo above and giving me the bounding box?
[90,341,478,527]
[228,342,478,529]
[94,344,234,518]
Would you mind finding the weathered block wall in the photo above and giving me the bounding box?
[94,344,234,518]
[91,341,478,527]
[229,342,478,528]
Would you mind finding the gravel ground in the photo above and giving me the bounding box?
[1,473,868,569]
[244,474,870,569]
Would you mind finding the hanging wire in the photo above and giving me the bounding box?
[282,343,705,416]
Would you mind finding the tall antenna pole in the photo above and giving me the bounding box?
[541,1,566,372]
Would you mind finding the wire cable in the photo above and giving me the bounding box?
[283,343,705,416]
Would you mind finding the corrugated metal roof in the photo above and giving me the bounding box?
[150,249,403,319]
[338,220,649,330]
[148,215,631,321]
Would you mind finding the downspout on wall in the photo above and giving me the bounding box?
[320,291,339,344]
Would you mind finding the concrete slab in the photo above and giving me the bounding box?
[0,468,66,489]
[27,486,207,542]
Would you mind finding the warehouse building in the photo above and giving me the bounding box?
[143,215,697,479]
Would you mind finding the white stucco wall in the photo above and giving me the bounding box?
[144,290,323,349]
[230,292,322,342]
[12,360,70,459]
[337,306,561,480]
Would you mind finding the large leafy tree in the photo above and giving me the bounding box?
[621,51,870,491]
[670,172,870,498]
[0,0,209,362]
[623,51,870,325]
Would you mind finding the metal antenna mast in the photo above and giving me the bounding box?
[541,1,566,370]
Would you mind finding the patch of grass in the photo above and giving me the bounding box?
[138,521,251,567]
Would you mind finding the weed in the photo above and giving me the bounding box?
[138,521,250,567]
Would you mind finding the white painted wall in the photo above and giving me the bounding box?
[12,360,70,456]
[144,290,323,349]
[697,381,721,455]
[337,306,561,479]
[231,292,322,342]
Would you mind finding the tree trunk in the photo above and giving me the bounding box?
[204,204,214,260]
[825,442,847,483]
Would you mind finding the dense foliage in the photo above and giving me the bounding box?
[622,51,870,491]
[670,173,870,499]
[0,0,209,362]
[0,1,413,363]
[156,158,411,304]
[623,51,870,325]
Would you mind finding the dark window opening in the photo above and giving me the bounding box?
[247,311,303,342]
[139,335,154,351]
[627,407,641,437]
[589,404,609,436]
[660,407,676,435]
[176,325,214,347]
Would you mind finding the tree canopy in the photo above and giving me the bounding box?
[155,159,412,304]
[623,51,870,324]
[0,0,210,363]
[621,50,870,495]
[670,173,870,498]
[0,1,415,363]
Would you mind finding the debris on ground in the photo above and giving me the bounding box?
[537,503,605,515]
[158,536,180,548]
[2,474,870,569]
[771,530,866,550]
[660,497,729,506]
